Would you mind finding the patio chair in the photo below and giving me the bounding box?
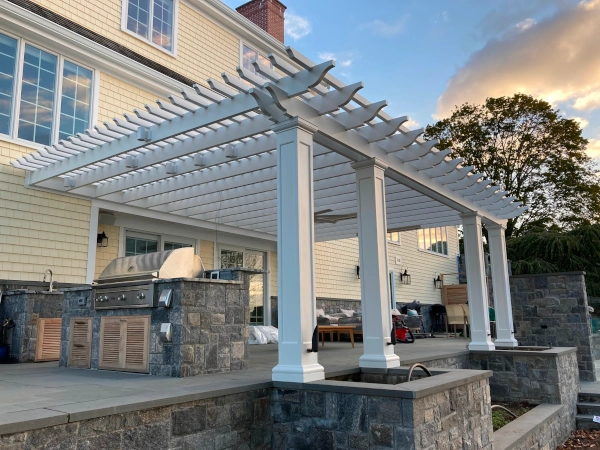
[445,304,468,339]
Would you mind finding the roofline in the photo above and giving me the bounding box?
[187,0,290,58]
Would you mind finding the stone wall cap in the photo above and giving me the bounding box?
[0,408,68,435]
[493,404,562,450]
[510,271,586,279]
[471,347,577,357]
[275,368,492,399]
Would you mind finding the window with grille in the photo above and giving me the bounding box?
[125,0,175,52]
[0,32,93,146]
[387,231,401,244]
[417,227,449,256]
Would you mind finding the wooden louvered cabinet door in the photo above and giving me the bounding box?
[35,318,62,362]
[68,318,92,368]
[99,316,149,373]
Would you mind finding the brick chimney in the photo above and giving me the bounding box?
[236,0,287,43]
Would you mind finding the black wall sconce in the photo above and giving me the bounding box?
[356,265,360,279]
[433,274,443,289]
[400,267,411,285]
[97,231,108,247]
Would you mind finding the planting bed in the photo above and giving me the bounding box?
[492,402,535,431]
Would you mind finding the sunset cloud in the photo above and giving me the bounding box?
[436,0,600,118]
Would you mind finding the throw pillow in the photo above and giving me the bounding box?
[340,308,355,318]
[316,308,325,317]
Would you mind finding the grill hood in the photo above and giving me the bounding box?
[96,247,203,283]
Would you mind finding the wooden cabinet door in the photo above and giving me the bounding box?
[68,318,92,369]
[123,316,150,373]
[99,316,149,373]
[35,318,62,362]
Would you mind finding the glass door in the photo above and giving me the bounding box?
[219,247,267,325]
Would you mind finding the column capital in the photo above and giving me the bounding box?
[351,158,389,172]
[460,211,483,221]
[271,117,319,135]
[486,222,507,232]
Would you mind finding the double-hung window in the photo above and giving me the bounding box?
[125,0,175,52]
[387,231,401,244]
[0,32,94,146]
[242,44,272,79]
[417,227,449,256]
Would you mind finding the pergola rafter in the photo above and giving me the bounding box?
[13,46,526,242]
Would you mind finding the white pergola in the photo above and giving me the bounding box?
[13,47,526,382]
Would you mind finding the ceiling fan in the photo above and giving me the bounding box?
[314,209,357,224]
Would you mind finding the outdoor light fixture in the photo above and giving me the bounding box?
[434,274,443,289]
[399,267,411,285]
[356,265,360,279]
[97,231,108,247]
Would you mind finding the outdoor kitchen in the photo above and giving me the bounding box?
[57,248,255,377]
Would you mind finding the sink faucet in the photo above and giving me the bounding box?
[43,269,53,292]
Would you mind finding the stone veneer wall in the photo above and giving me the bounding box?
[510,271,596,381]
[60,271,250,377]
[0,291,63,362]
[470,348,578,447]
[0,388,272,450]
[271,373,493,450]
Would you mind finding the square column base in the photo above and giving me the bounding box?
[272,363,325,383]
[494,338,518,348]
[468,342,496,351]
[359,353,401,369]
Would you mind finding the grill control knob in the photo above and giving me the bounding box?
[102,296,109,302]
[137,292,145,299]
[117,294,126,301]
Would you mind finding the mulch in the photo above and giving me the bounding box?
[558,430,600,449]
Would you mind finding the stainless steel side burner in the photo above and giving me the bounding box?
[92,248,203,309]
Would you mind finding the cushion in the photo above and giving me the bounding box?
[391,308,402,316]
[340,309,355,318]
[316,308,325,317]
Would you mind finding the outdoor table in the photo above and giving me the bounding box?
[318,325,357,348]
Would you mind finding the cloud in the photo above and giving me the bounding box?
[285,12,311,40]
[318,52,354,69]
[573,116,590,129]
[514,18,536,32]
[573,91,600,110]
[586,138,600,159]
[404,118,421,129]
[361,17,408,37]
[436,0,600,118]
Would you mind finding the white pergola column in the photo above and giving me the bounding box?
[271,117,325,383]
[488,223,518,347]
[461,212,495,351]
[352,158,400,369]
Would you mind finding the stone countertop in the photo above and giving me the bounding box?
[2,290,64,296]
[60,286,93,292]
[154,277,243,284]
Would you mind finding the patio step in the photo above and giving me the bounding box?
[576,414,600,430]
[577,402,600,415]
[578,392,600,403]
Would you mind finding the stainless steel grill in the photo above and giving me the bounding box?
[92,248,203,309]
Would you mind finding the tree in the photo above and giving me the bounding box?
[506,223,600,297]
[425,94,600,238]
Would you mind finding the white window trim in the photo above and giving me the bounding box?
[417,227,450,258]
[121,0,179,57]
[120,227,198,257]
[0,30,98,146]
[386,231,401,246]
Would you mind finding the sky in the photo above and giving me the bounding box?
[222,0,600,163]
